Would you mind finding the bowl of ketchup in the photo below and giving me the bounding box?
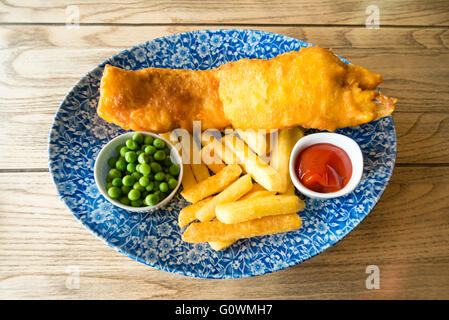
[289,132,364,199]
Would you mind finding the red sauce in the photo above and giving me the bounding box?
[295,143,352,193]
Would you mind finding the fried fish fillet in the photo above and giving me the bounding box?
[97,46,396,132]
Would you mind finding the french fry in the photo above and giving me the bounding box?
[182,213,302,243]
[280,127,304,194]
[284,183,296,195]
[180,164,242,203]
[222,134,282,192]
[236,129,268,158]
[191,163,210,182]
[239,190,275,201]
[206,162,226,174]
[178,197,213,228]
[238,182,275,200]
[291,126,305,143]
[249,183,267,192]
[182,164,197,190]
[201,132,242,170]
[188,135,210,182]
[201,145,226,174]
[216,195,304,224]
[176,132,209,182]
[208,182,273,251]
[196,174,253,222]
[270,128,294,193]
[200,131,218,147]
[159,132,172,143]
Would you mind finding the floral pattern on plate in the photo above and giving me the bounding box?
[48,29,396,278]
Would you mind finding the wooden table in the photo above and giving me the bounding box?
[1,1,449,300]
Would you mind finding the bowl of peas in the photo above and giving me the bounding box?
[94,131,183,212]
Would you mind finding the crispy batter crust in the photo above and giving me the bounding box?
[98,65,230,132]
[97,46,396,132]
[217,46,395,131]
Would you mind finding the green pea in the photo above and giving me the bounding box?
[154,172,165,181]
[119,196,130,205]
[144,145,157,155]
[145,193,159,206]
[131,172,142,181]
[106,182,113,189]
[163,147,171,156]
[144,135,154,145]
[122,175,135,187]
[168,178,178,190]
[159,182,169,193]
[136,150,142,156]
[133,181,145,192]
[154,150,166,161]
[107,186,121,199]
[119,146,129,157]
[125,151,137,163]
[150,162,162,173]
[163,157,173,167]
[153,138,165,149]
[108,168,122,179]
[126,139,138,151]
[168,164,180,176]
[133,133,144,145]
[126,162,137,173]
[131,199,143,207]
[115,158,127,171]
[111,177,122,187]
[128,189,141,201]
[115,145,123,155]
[145,181,154,192]
[138,153,150,164]
[108,157,117,168]
[121,185,131,194]
[139,163,151,175]
[139,176,150,187]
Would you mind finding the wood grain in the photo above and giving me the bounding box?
[1,0,449,26]
[0,25,448,168]
[0,167,448,299]
[1,2,449,300]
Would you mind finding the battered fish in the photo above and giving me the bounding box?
[97,46,396,132]
[97,66,229,132]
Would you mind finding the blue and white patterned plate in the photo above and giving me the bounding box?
[48,29,396,279]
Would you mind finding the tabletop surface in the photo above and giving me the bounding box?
[1,0,449,300]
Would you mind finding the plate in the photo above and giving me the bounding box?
[48,29,396,279]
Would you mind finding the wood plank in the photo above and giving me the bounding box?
[0,25,448,168]
[0,0,448,26]
[0,167,448,299]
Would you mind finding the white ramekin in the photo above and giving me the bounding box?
[94,131,183,213]
[289,132,363,199]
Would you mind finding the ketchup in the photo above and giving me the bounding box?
[295,143,352,193]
